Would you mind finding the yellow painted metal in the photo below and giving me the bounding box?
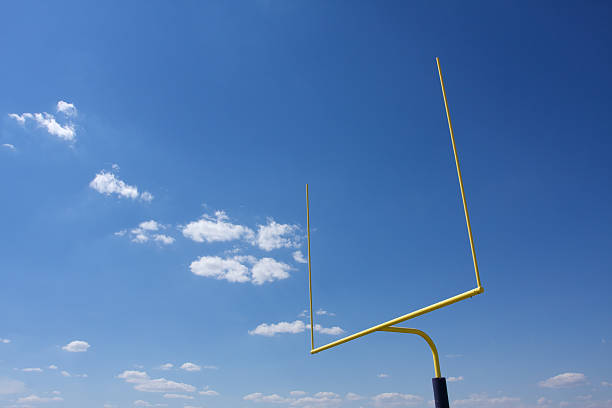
[436,57,482,290]
[307,59,484,374]
[306,184,314,351]
[378,327,441,378]
[310,286,482,354]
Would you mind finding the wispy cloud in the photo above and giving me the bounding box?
[372,392,422,407]
[248,320,344,337]
[447,376,464,382]
[180,363,200,372]
[377,373,389,378]
[0,338,10,344]
[539,373,587,388]
[116,220,175,245]
[9,101,77,142]
[163,393,193,399]
[117,370,195,393]
[1,143,15,151]
[17,395,63,403]
[20,367,43,373]
[453,393,520,407]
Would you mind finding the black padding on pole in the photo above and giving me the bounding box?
[432,377,450,408]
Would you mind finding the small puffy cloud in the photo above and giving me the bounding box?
[346,393,363,401]
[61,370,71,377]
[163,393,194,399]
[539,373,587,388]
[140,191,154,202]
[90,171,137,199]
[117,370,196,393]
[372,392,423,407]
[243,393,291,404]
[154,234,175,244]
[453,393,520,407]
[21,367,43,372]
[182,211,254,243]
[249,320,306,336]
[255,219,300,251]
[377,373,389,378]
[159,363,173,370]
[190,256,292,285]
[0,378,26,394]
[190,256,250,283]
[0,338,10,343]
[249,320,344,337]
[17,394,63,403]
[134,401,152,407]
[1,144,15,151]
[447,376,464,382]
[180,363,201,372]
[48,365,58,370]
[62,340,90,352]
[57,100,77,116]
[292,250,307,264]
[251,257,292,285]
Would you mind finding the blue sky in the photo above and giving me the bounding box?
[1,1,611,407]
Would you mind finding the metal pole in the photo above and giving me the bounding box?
[432,377,450,408]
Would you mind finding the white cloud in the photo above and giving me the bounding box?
[602,381,612,387]
[316,309,335,316]
[346,393,363,401]
[200,389,220,396]
[1,144,15,151]
[57,100,77,116]
[447,376,464,382]
[0,378,26,394]
[163,393,193,399]
[244,393,292,404]
[61,370,71,377]
[17,394,63,403]
[140,191,154,202]
[249,320,344,337]
[453,393,520,407]
[290,391,306,397]
[117,370,195,393]
[182,211,254,243]
[90,171,139,199]
[32,112,75,141]
[21,367,43,372]
[0,338,10,343]
[118,220,174,245]
[372,393,423,407]
[159,363,173,370]
[292,393,342,407]
[249,320,306,336]
[292,250,307,264]
[377,373,389,378]
[190,255,292,285]
[8,113,32,124]
[134,401,152,407]
[251,257,292,285]
[180,363,201,372]
[190,256,250,283]
[48,365,58,370]
[255,219,300,251]
[539,373,587,388]
[62,340,90,352]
